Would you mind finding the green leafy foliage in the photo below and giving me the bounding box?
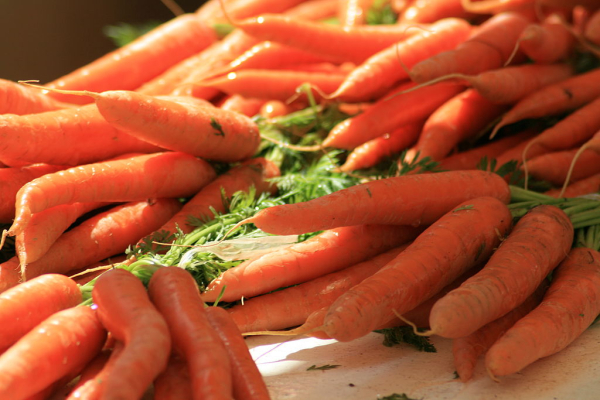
[366,0,398,25]
[376,326,437,353]
[306,364,341,371]
[103,21,161,47]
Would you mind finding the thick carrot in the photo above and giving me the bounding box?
[21,199,182,281]
[408,12,531,83]
[339,0,375,26]
[518,14,576,63]
[7,151,216,238]
[452,281,548,382]
[243,170,511,235]
[45,14,218,104]
[152,355,193,400]
[0,258,21,295]
[196,0,310,24]
[523,147,600,186]
[148,266,233,400]
[0,103,163,166]
[0,274,81,352]
[92,268,171,400]
[545,172,600,198]
[205,306,271,400]
[202,224,423,302]
[485,246,600,377]
[458,0,537,14]
[219,94,268,117]
[399,0,478,23]
[329,18,473,102]
[428,205,574,339]
[322,196,514,342]
[0,305,107,400]
[159,157,280,236]
[323,81,465,150]
[0,79,70,115]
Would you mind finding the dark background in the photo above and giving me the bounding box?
[0,0,208,83]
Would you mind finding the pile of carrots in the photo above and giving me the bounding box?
[2,0,600,398]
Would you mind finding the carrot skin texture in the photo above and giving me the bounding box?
[148,266,234,400]
[524,148,600,185]
[94,92,261,163]
[0,274,81,352]
[323,196,514,342]
[205,306,271,400]
[545,172,600,198]
[202,224,423,302]
[92,268,171,400]
[486,247,600,377]
[0,258,21,294]
[0,306,107,400]
[152,356,194,400]
[9,151,216,237]
[429,205,574,339]
[519,17,576,64]
[246,170,511,235]
[0,79,70,115]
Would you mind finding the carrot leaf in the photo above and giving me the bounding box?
[375,326,437,353]
[306,364,341,371]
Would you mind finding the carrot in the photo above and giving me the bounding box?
[322,196,514,342]
[560,130,600,196]
[259,100,299,118]
[196,0,311,24]
[0,305,107,400]
[399,0,478,23]
[0,274,81,352]
[452,280,548,382]
[428,204,574,339]
[202,224,423,302]
[545,172,600,198]
[21,199,183,281]
[329,18,473,102]
[152,355,194,400]
[485,246,600,378]
[45,14,218,104]
[159,157,280,236]
[404,89,509,164]
[92,268,171,400]
[15,201,108,266]
[219,94,267,117]
[340,121,424,172]
[323,81,464,150]
[148,266,233,400]
[205,305,271,400]
[7,151,216,238]
[0,78,70,115]
[65,347,112,399]
[584,8,600,45]
[523,147,600,186]
[490,67,600,138]
[340,0,376,26]
[517,14,577,63]
[242,170,511,235]
[408,12,532,83]
[0,258,21,294]
[0,163,67,224]
[0,103,163,166]
[493,128,542,167]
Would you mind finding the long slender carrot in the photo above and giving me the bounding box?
[21,199,183,281]
[45,14,218,104]
[0,305,107,400]
[339,0,375,26]
[242,170,511,235]
[428,205,574,339]
[322,196,514,342]
[523,147,600,186]
[152,355,194,400]
[545,172,600,198]
[559,130,600,196]
[399,0,478,23]
[0,274,81,352]
[485,246,600,378]
[202,224,423,302]
[458,0,537,14]
[92,268,171,400]
[205,306,272,400]
[0,79,70,115]
[7,151,216,238]
[148,266,233,400]
[0,258,21,295]
[219,94,267,117]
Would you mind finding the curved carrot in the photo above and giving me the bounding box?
[523,147,600,186]
[0,274,81,352]
[399,0,477,23]
[545,172,600,198]
[518,15,576,64]
[429,205,574,339]
[92,268,171,400]
[0,305,107,400]
[219,94,267,117]
[485,246,600,378]
[202,224,423,302]
[205,306,271,400]
[0,79,70,115]
[322,196,514,342]
[243,170,511,235]
[148,266,233,400]
[196,0,311,24]
[152,356,194,400]
[8,151,216,237]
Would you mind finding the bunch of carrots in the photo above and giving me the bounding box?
[2,0,600,397]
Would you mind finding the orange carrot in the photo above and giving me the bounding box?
[45,14,218,104]
[400,0,478,23]
[219,94,268,117]
[0,79,70,115]
[243,170,511,235]
[584,8,600,45]
[0,305,107,400]
[322,196,514,342]
[323,81,464,150]
[408,12,532,83]
[523,147,600,186]
[205,306,271,400]
[0,258,21,294]
[152,355,193,400]
[202,224,423,302]
[259,100,299,118]
[518,14,577,63]
[7,151,216,238]
[560,130,600,195]
[196,0,311,24]
[493,129,542,167]
[428,205,574,339]
[20,199,182,281]
[92,268,171,400]
[339,0,376,26]
[0,274,81,352]
[148,266,233,400]
[545,172,600,198]
[485,246,600,378]
[458,0,537,14]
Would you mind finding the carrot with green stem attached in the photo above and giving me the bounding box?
[322,196,514,342]
[428,204,574,339]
